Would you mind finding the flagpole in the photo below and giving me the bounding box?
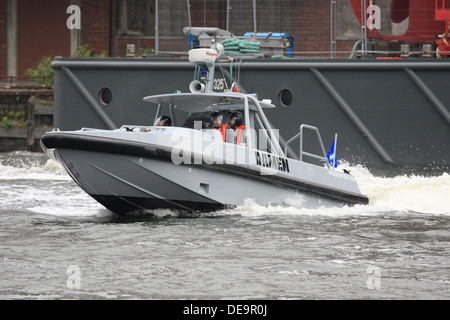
[333,133,338,168]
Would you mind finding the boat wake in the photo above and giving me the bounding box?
[348,162,450,215]
[1,152,449,218]
[222,161,450,217]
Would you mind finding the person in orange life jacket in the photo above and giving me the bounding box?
[210,111,228,141]
[228,112,246,145]
[154,115,172,126]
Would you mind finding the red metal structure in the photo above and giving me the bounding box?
[435,0,450,20]
[435,0,450,57]
[349,0,446,42]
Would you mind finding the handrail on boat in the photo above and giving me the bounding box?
[284,124,333,169]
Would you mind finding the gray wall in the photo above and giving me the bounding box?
[51,57,450,166]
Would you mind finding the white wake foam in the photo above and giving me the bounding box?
[2,153,449,217]
[228,163,450,217]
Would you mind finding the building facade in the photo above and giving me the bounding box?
[1,0,363,80]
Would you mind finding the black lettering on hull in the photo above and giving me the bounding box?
[254,151,290,173]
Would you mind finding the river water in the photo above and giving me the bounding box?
[0,151,448,301]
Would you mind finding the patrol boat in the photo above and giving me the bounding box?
[40,45,369,215]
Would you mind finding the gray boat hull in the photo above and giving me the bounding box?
[54,148,297,214]
[41,128,368,215]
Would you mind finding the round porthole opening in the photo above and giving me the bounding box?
[99,87,112,105]
[278,88,293,107]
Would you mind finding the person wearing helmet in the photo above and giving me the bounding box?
[210,111,228,142]
[228,112,246,145]
[154,115,172,126]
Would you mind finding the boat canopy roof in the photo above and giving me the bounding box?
[143,92,275,113]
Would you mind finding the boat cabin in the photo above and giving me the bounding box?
[143,92,285,157]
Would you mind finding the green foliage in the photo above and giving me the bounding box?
[74,44,108,58]
[8,110,25,122]
[136,47,155,57]
[25,56,54,86]
[25,45,109,86]
[1,117,12,128]
[0,110,27,128]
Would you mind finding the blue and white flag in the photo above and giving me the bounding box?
[327,140,338,168]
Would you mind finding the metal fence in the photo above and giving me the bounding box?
[145,0,449,58]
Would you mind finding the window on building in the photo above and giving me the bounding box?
[118,0,188,37]
[117,0,296,38]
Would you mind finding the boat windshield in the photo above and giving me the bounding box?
[144,92,283,155]
[143,92,274,113]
